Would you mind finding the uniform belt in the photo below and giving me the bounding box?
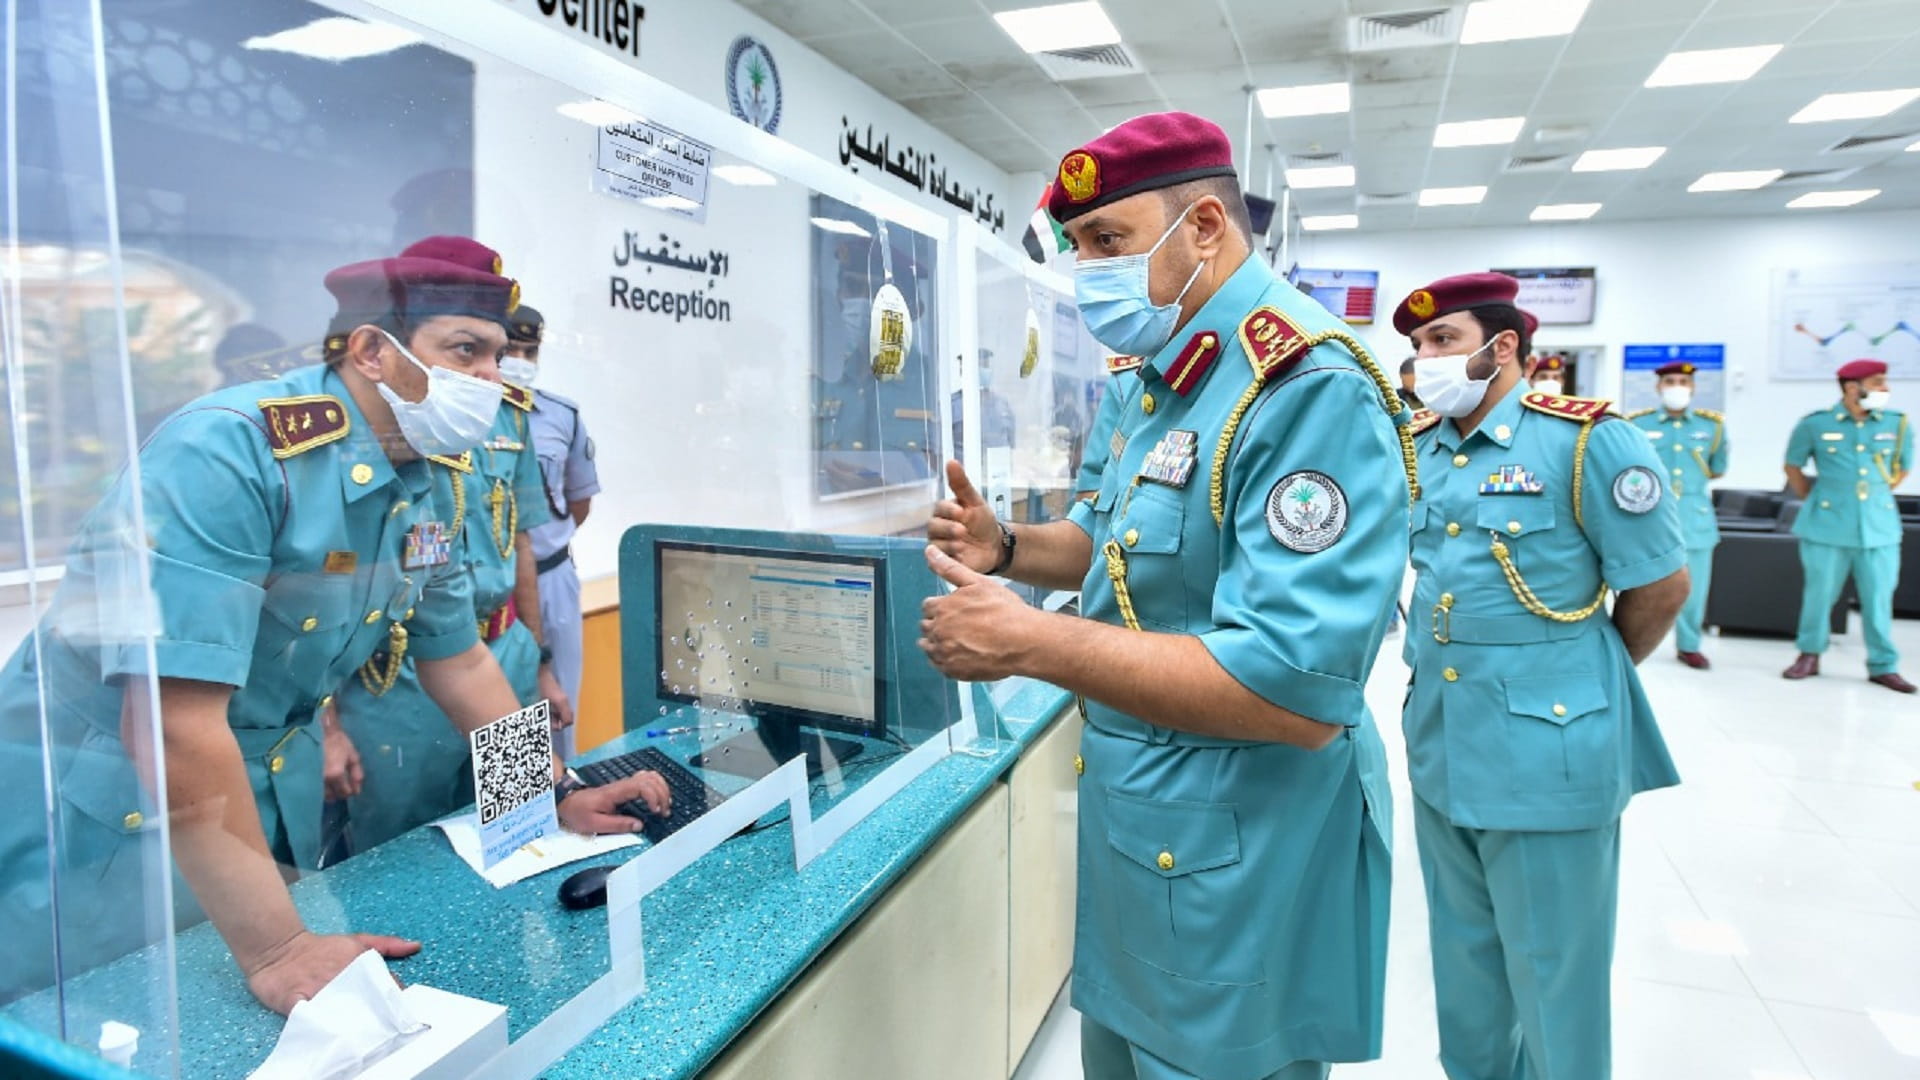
[1430,607,1600,645]
[534,545,572,576]
[480,603,517,643]
[1077,695,1264,749]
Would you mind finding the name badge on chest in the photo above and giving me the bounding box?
[1479,464,1544,495]
[403,521,451,570]
[1139,429,1198,488]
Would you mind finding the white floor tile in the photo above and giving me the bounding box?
[1659,819,1918,917]
[1616,981,1810,1080]
[1768,1001,1920,1080]
[1778,776,1920,845]
[1693,890,1920,1014]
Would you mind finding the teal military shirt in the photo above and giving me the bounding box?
[1072,358,1140,496]
[1628,407,1727,549]
[1063,254,1407,1075]
[1785,403,1911,549]
[1405,386,1685,832]
[334,392,552,856]
[0,363,478,998]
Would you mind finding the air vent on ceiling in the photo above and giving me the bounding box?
[1286,150,1352,167]
[1776,166,1862,186]
[1359,192,1416,207]
[1826,132,1915,153]
[1506,154,1571,173]
[1347,8,1460,52]
[1032,42,1144,82]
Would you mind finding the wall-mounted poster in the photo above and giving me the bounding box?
[1494,266,1597,325]
[1772,263,1920,381]
[1291,268,1378,324]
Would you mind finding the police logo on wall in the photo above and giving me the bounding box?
[1612,466,1663,514]
[1266,471,1348,553]
[725,36,782,134]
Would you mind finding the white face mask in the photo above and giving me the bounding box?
[373,329,502,457]
[1862,388,1892,411]
[500,355,539,386]
[1414,339,1498,418]
[1533,378,1564,397]
[1660,385,1693,412]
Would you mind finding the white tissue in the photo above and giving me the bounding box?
[250,950,427,1080]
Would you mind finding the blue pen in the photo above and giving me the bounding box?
[645,724,698,738]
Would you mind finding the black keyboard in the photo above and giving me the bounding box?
[575,746,729,842]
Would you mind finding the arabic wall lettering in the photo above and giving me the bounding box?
[608,228,734,321]
[837,116,1006,234]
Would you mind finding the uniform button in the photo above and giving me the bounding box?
[1442,667,1459,682]
[319,694,334,710]
[1494,424,1511,441]
[364,609,382,624]
[1673,468,1683,476]
[1820,500,1831,509]
[1141,393,1156,415]
[1856,445,1866,452]
[1446,522,1461,537]
[1452,453,1469,467]
[405,608,415,620]
[1073,754,1084,777]
[1552,704,1568,717]
[1507,520,1522,535]
[269,755,285,774]
[1826,446,1837,453]
[1859,468,1869,476]
[122,811,143,831]
[1200,334,1216,349]
[350,463,374,485]
[1439,592,1455,606]
[1157,851,1175,871]
[1123,529,1139,547]
[301,616,319,632]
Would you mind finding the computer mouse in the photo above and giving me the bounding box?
[557,863,617,911]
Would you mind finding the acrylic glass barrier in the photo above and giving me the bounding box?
[1,0,979,1076]
[2,0,185,1071]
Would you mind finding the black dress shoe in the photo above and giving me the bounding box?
[1782,653,1820,680]
[1677,651,1711,670]
[1869,672,1917,694]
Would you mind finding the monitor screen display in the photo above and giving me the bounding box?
[654,541,884,734]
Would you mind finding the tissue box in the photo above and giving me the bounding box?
[359,986,506,1080]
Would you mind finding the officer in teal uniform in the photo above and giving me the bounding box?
[921,113,1409,1080]
[1398,273,1690,1080]
[323,241,563,859]
[1627,359,1727,669]
[0,245,666,1013]
[1782,358,1914,692]
[1073,353,1141,501]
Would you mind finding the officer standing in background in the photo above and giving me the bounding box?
[1525,346,1562,394]
[1782,358,1914,693]
[0,243,664,1013]
[503,304,605,754]
[922,112,1409,1080]
[1399,356,1423,410]
[1399,273,1689,1080]
[1628,360,1727,669]
[324,239,578,855]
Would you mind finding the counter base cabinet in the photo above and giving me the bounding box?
[1007,709,1082,1066]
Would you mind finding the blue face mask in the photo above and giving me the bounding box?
[1073,203,1206,357]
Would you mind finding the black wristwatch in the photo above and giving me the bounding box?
[554,768,588,805]
[538,643,555,665]
[989,520,1017,575]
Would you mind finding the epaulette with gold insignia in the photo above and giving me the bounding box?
[1692,408,1724,423]
[1521,392,1613,423]
[1106,354,1142,375]
[1238,306,1311,381]
[1408,409,1442,436]
[258,394,350,460]
[1625,407,1655,420]
[426,450,474,473]
[501,382,534,411]
[1165,330,1222,397]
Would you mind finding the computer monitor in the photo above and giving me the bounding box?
[653,540,886,780]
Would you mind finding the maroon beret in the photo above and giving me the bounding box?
[1836,358,1887,381]
[1654,360,1696,377]
[1393,272,1528,335]
[1522,310,1540,337]
[402,235,505,276]
[323,251,519,345]
[1047,112,1238,223]
[1535,355,1565,373]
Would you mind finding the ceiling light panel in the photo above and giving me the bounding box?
[993,2,1121,54]
[1531,202,1601,221]
[1286,165,1356,189]
[1419,186,1488,206]
[1434,116,1526,148]
[1571,146,1667,172]
[1688,169,1783,192]
[1258,82,1351,118]
[1789,89,1920,124]
[1301,214,1359,231]
[1785,189,1880,209]
[1644,45,1782,88]
[1459,0,1590,45]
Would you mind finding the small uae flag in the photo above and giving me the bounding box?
[1023,182,1070,264]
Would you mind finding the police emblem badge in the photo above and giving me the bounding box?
[1266,471,1348,553]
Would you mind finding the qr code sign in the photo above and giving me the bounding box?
[472,700,553,827]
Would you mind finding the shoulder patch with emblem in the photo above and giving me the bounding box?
[1106,354,1143,375]
[501,382,535,411]
[1612,465,1663,514]
[1164,331,1222,397]
[1408,409,1442,436]
[1238,306,1311,381]
[1522,392,1613,423]
[258,394,350,460]
[1266,470,1348,553]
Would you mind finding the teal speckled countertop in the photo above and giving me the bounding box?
[3,680,1074,1079]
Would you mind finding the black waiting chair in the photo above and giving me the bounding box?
[1707,498,1849,638]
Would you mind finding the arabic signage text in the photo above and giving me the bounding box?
[838,116,1005,233]
[594,120,712,218]
[608,229,734,322]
